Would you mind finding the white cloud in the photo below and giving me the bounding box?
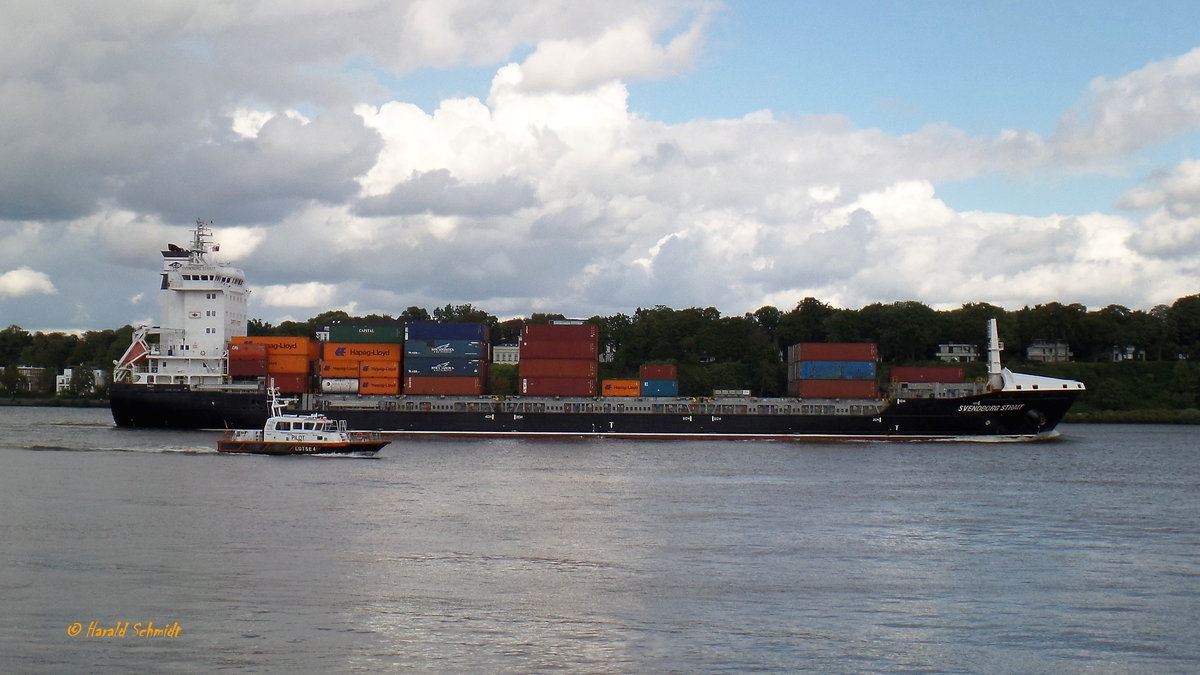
[0,267,57,298]
[254,282,338,308]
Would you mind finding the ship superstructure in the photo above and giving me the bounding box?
[113,220,248,387]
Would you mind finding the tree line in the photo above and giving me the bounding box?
[3,294,1198,406]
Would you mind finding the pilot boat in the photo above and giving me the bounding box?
[217,384,390,455]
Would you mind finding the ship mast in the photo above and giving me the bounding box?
[987,318,1004,391]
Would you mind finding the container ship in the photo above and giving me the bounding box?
[109,222,1085,441]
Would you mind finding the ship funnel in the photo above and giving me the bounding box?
[987,318,1004,390]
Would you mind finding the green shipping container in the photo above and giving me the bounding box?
[327,324,406,343]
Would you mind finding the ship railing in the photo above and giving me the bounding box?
[223,429,264,442]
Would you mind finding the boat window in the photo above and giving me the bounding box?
[277,422,290,431]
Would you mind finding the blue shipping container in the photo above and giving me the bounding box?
[405,321,488,341]
[405,339,485,358]
[798,361,877,380]
[640,379,679,397]
[404,356,483,376]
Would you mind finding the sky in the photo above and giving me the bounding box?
[3,0,1200,333]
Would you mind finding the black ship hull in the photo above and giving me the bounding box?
[110,383,1080,441]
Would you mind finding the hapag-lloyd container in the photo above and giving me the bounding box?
[267,354,311,374]
[404,376,485,396]
[319,361,360,378]
[360,360,401,376]
[601,379,641,397]
[232,336,320,360]
[323,342,403,362]
[359,377,400,395]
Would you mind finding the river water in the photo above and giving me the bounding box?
[1,406,1197,672]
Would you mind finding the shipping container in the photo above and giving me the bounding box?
[519,340,599,360]
[404,339,486,358]
[786,343,878,363]
[360,360,401,376]
[405,321,489,341]
[890,366,965,383]
[639,364,677,380]
[640,379,679,397]
[319,361,360,378]
[327,324,405,343]
[323,342,403,362]
[267,353,311,374]
[228,342,268,360]
[520,377,597,397]
[228,358,269,378]
[232,336,319,359]
[601,379,641,397]
[787,379,877,399]
[404,376,485,396]
[518,358,599,378]
[404,357,483,376]
[269,372,309,394]
[319,378,359,394]
[521,324,598,341]
[359,377,400,395]
[793,361,877,380]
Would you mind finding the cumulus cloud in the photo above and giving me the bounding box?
[1122,159,1200,258]
[255,282,339,308]
[0,268,57,298]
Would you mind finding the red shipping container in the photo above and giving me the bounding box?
[639,364,677,379]
[520,377,597,397]
[404,376,485,396]
[359,376,400,395]
[228,358,268,377]
[229,342,268,360]
[269,373,309,394]
[787,343,878,363]
[520,340,599,360]
[890,366,965,383]
[519,358,598,378]
[521,324,598,341]
[320,361,360,377]
[268,354,311,374]
[788,379,877,399]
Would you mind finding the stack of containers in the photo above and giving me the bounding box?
[321,340,404,395]
[786,342,878,399]
[230,336,319,393]
[639,364,679,397]
[228,342,268,380]
[519,324,598,396]
[404,322,489,395]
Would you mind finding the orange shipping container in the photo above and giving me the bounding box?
[323,342,403,362]
[268,354,311,374]
[359,377,400,395]
[601,379,641,397]
[319,361,360,378]
[232,336,318,359]
[360,360,401,376]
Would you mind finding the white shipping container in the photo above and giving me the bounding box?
[320,378,359,393]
